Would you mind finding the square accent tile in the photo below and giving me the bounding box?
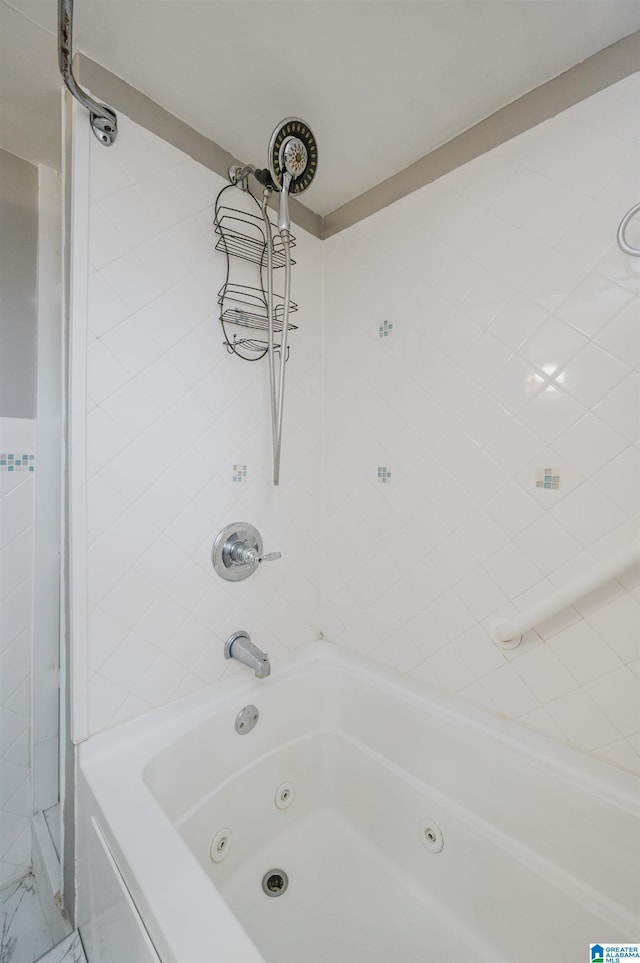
[232,464,248,483]
[377,466,392,483]
[535,466,560,490]
[0,454,35,472]
[378,320,394,338]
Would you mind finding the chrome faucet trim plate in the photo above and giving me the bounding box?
[212,522,281,582]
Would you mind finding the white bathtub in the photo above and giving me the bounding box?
[77,642,640,963]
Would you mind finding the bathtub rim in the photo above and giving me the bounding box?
[81,640,640,810]
[77,640,640,963]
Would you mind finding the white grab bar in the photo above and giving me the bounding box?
[494,542,640,648]
[617,202,640,257]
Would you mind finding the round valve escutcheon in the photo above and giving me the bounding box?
[212,522,281,581]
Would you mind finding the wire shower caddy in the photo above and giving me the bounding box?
[214,186,298,361]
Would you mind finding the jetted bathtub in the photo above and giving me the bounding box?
[78,642,640,963]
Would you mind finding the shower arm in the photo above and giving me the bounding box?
[58,0,118,146]
[229,164,274,192]
[229,164,259,191]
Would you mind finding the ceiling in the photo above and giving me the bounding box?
[1,0,639,214]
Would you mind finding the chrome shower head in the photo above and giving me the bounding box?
[268,118,318,236]
[268,117,318,196]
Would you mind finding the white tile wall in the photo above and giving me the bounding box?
[84,114,323,735]
[323,73,640,774]
[0,417,35,885]
[79,79,640,777]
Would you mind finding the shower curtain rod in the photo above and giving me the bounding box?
[58,0,118,145]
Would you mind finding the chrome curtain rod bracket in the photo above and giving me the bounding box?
[58,0,118,146]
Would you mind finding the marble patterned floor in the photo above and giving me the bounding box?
[0,874,86,963]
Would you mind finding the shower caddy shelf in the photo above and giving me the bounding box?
[215,207,297,267]
[214,197,298,360]
[218,283,298,330]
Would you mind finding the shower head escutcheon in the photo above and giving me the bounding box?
[268,118,318,235]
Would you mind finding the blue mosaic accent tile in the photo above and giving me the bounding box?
[232,464,248,483]
[379,319,394,338]
[377,466,392,484]
[0,453,35,472]
[535,466,560,490]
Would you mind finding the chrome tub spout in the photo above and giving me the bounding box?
[224,631,270,678]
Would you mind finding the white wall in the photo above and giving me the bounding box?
[0,157,61,887]
[76,76,640,776]
[0,149,40,886]
[81,113,323,736]
[0,148,38,419]
[323,73,640,773]
[0,418,35,885]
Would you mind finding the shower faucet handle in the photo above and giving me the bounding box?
[232,545,282,565]
[212,523,281,581]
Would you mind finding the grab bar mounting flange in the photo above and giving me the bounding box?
[58,0,118,146]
